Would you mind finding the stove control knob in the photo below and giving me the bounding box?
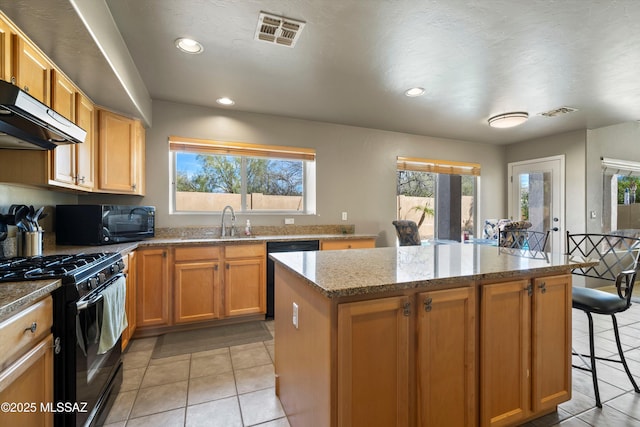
[88,277,99,289]
[111,264,120,274]
[98,273,106,284]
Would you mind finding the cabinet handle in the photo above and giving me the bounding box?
[24,322,37,334]
[526,284,533,296]
[423,297,432,312]
[78,176,85,184]
[403,302,411,316]
[214,264,219,271]
[162,251,167,258]
[132,183,137,190]
[23,85,29,93]
[538,282,547,294]
[10,76,15,84]
[226,263,230,270]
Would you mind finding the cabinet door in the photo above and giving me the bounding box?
[122,251,137,351]
[75,92,96,190]
[480,280,531,427]
[0,16,12,82]
[98,109,137,193]
[175,260,220,323]
[12,34,50,104]
[224,257,265,316]
[532,275,572,412]
[0,334,53,427]
[50,70,76,186]
[417,287,476,427]
[136,248,170,328]
[337,296,410,427]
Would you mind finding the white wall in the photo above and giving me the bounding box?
[504,129,587,235]
[84,100,506,246]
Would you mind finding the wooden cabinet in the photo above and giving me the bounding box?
[480,274,571,427]
[74,92,96,190]
[50,69,78,186]
[98,109,145,195]
[122,251,137,351]
[0,296,53,427]
[417,286,476,427]
[224,244,266,317]
[11,33,51,105]
[321,238,375,250]
[174,246,221,324]
[0,15,13,82]
[136,248,170,328]
[337,296,410,427]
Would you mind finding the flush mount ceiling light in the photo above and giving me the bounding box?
[404,87,425,97]
[175,38,204,54]
[488,112,528,128]
[216,97,235,106]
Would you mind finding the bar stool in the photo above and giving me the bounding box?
[392,220,421,246]
[499,229,550,251]
[566,232,640,407]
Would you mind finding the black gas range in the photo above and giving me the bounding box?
[0,252,126,427]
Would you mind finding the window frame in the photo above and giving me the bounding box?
[169,136,316,214]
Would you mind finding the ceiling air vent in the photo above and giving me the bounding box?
[539,106,579,117]
[255,12,306,48]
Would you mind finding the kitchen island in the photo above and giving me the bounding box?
[271,243,598,427]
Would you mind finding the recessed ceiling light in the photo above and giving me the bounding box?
[488,112,528,128]
[175,38,204,54]
[404,87,425,97]
[216,97,235,106]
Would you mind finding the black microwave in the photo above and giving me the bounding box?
[56,205,155,245]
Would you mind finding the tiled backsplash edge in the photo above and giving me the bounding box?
[155,224,356,238]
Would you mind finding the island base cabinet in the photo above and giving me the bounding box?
[417,287,476,427]
[480,274,572,427]
[337,296,410,427]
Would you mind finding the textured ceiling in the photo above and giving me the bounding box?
[2,0,640,144]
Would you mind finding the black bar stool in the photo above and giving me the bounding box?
[566,232,640,407]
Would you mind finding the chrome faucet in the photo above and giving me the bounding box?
[220,205,236,237]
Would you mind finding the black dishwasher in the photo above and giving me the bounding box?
[266,240,320,319]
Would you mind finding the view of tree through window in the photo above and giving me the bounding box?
[174,152,306,212]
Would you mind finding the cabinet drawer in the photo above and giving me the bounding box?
[225,243,265,259]
[321,239,375,250]
[175,246,221,262]
[0,296,53,370]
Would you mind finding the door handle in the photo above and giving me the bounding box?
[552,227,559,232]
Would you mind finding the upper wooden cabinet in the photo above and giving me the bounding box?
[98,109,145,195]
[74,92,96,190]
[50,70,78,187]
[0,17,12,82]
[11,34,51,105]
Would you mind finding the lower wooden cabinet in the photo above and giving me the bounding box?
[0,295,54,427]
[321,238,375,250]
[0,335,53,427]
[122,251,137,350]
[337,296,410,427]
[136,248,170,328]
[417,286,476,426]
[337,287,476,427]
[224,244,266,317]
[480,275,571,427]
[174,246,221,323]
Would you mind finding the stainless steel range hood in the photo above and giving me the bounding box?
[0,80,86,150]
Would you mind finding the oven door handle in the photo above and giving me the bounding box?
[76,293,103,312]
[76,273,125,312]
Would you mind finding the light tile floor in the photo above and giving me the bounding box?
[105,304,640,427]
[103,321,288,427]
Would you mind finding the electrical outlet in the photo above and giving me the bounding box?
[292,302,299,329]
[341,212,348,221]
[285,218,295,225]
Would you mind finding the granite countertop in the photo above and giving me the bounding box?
[270,243,599,298]
[0,233,376,321]
[0,279,60,323]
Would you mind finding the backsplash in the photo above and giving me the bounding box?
[155,224,356,238]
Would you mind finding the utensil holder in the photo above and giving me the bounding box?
[18,231,43,257]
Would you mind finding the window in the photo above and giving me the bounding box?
[169,137,316,213]
[396,157,479,241]
[601,157,640,232]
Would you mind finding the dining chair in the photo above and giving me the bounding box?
[392,220,421,246]
[566,232,640,407]
[499,229,550,251]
